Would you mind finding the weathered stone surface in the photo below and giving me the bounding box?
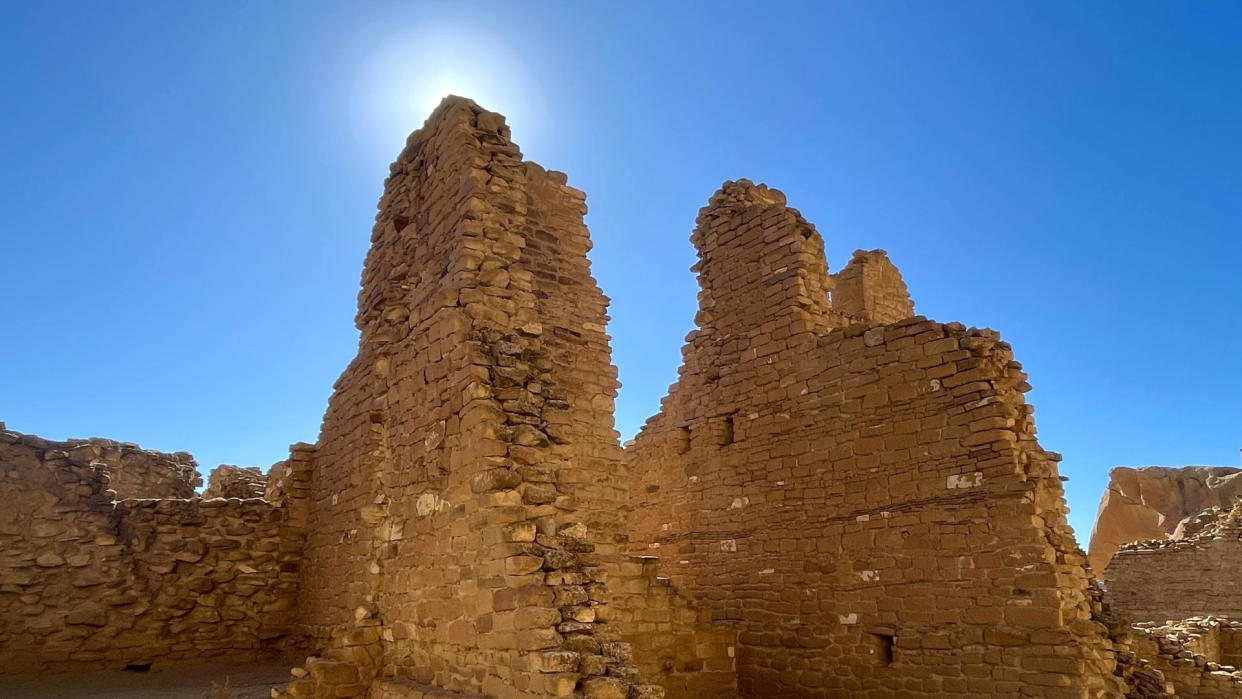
[203,464,268,499]
[4,96,1225,698]
[1106,499,1242,625]
[1121,617,1242,696]
[624,179,1132,696]
[0,427,312,674]
[283,95,683,699]
[1088,465,1242,572]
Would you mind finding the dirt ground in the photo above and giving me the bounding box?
[0,661,291,698]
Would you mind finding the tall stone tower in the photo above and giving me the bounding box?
[295,97,654,698]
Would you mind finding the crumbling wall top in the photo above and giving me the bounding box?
[203,464,267,499]
[0,424,201,499]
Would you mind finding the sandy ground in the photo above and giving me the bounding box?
[0,661,291,699]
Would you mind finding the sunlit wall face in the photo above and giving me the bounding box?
[356,23,542,159]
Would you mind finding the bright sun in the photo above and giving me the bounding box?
[360,25,538,156]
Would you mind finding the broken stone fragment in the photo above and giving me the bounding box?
[580,676,627,699]
[306,657,358,685]
[505,555,544,576]
[471,468,523,493]
[34,552,64,567]
[522,484,558,505]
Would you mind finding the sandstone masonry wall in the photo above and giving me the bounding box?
[291,97,727,699]
[204,464,268,499]
[1105,501,1242,624]
[626,181,1125,697]
[0,428,306,674]
[830,249,914,325]
[9,97,1227,698]
[1125,618,1242,697]
[0,428,201,500]
[519,161,737,697]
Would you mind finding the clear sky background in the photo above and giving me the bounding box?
[1,1,1238,544]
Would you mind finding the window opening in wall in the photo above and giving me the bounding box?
[718,414,735,447]
[867,632,895,667]
[677,426,691,454]
[124,663,152,673]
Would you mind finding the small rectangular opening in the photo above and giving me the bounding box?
[677,426,691,454]
[717,415,734,447]
[867,633,894,666]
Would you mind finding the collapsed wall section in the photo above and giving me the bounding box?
[0,429,201,499]
[626,181,1125,697]
[0,428,306,674]
[1125,619,1242,696]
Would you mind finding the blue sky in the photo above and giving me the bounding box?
[1,1,1238,544]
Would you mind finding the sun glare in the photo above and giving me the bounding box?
[359,25,539,158]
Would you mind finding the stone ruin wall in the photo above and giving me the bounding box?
[289,98,731,699]
[625,181,1126,696]
[9,431,203,500]
[8,96,1242,698]
[830,248,915,325]
[204,464,269,499]
[1104,500,1242,625]
[517,160,738,696]
[1121,619,1242,697]
[1088,465,1242,573]
[1086,462,1242,697]
[0,425,311,674]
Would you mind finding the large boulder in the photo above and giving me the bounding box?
[1087,465,1242,573]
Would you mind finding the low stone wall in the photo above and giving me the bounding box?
[0,428,304,674]
[1126,618,1242,697]
[0,426,200,499]
[1106,501,1242,623]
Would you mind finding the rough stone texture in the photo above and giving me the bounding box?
[1088,466,1242,573]
[287,96,706,699]
[0,427,200,499]
[204,464,269,499]
[0,427,310,673]
[1125,618,1242,697]
[625,180,1128,697]
[7,99,1239,697]
[830,248,914,325]
[1105,500,1242,624]
[607,557,737,697]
